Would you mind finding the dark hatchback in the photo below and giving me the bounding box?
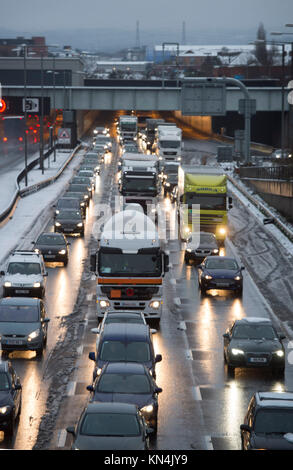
[70,176,94,194]
[54,209,84,237]
[89,324,162,380]
[241,392,293,450]
[223,317,285,377]
[66,402,151,450]
[0,361,22,436]
[87,362,162,432]
[198,256,244,297]
[67,183,92,205]
[79,163,100,176]
[33,232,70,266]
[54,196,86,219]
[185,232,219,265]
[63,192,88,214]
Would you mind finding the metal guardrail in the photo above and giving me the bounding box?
[0,145,81,224]
[240,165,293,181]
[228,174,293,242]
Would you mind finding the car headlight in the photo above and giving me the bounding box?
[234,275,241,281]
[186,249,192,253]
[213,249,219,254]
[141,404,154,414]
[58,249,66,255]
[77,223,83,227]
[55,222,61,227]
[0,406,11,415]
[84,195,89,199]
[33,282,41,288]
[4,282,11,287]
[99,300,110,308]
[80,202,85,207]
[204,275,213,280]
[150,300,160,309]
[55,210,60,215]
[231,348,244,356]
[165,183,170,187]
[28,329,40,341]
[274,350,284,357]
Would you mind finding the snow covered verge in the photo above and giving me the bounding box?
[0,146,86,268]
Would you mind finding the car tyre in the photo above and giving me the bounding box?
[35,345,44,357]
[63,258,68,267]
[272,367,284,378]
[6,417,15,437]
[236,288,243,298]
[227,364,235,377]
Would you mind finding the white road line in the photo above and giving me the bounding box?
[192,386,202,401]
[86,293,93,301]
[185,349,193,360]
[204,435,214,450]
[57,429,67,448]
[178,321,186,330]
[174,297,181,306]
[77,345,84,356]
[66,381,76,397]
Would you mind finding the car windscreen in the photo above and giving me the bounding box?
[68,184,88,192]
[122,177,156,192]
[7,262,41,275]
[36,234,65,245]
[97,373,151,394]
[105,317,144,325]
[233,324,277,340]
[57,199,79,209]
[205,259,239,270]
[80,412,140,437]
[254,409,293,434]
[185,193,226,210]
[57,210,81,219]
[99,253,162,277]
[191,233,216,245]
[78,172,93,178]
[0,373,10,391]
[100,341,151,363]
[0,305,39,322]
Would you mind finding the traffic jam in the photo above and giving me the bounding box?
[0,113,293,452]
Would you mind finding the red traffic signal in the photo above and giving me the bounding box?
[0,99,7,113]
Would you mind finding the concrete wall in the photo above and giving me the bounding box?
[173,111,212,135]
[242,178,293,222]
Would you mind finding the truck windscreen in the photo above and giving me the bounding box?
[123,177,157,193]
[121,123,137,131]
[160,140,180,148]
[185,193,226,210]
[98,253,162,277]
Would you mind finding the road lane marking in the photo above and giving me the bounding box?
[66,381,76,396]
[192,386,202,401]
[57,429,67,448]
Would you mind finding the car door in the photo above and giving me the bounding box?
[40,302,47,339]
[242,397,256,450]
[223,323,234,356]
[9,366,20,417]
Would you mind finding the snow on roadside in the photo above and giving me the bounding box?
[0,147,86,268]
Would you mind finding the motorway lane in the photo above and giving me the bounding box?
[0,139,116,449]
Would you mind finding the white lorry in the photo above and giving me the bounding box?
[118,115,138,142]
[90,209,169,327]
[154,125,182,162]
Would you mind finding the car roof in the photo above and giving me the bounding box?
[0,297,40,306]
[101,323,150,341]
[37,232,65,238]
[105,312,144,318]
[234,317,272,325]
[104,362,146,374]
[256,392,293,408]
[7,252,42,264]
[85,402,138,414]
[205,256,236,261]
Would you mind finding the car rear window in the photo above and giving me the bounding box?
[100,341,150,362]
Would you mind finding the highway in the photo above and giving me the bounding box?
[0,117,292,450]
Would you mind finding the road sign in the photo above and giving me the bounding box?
[57,128,71,145]
[238,99,256,116]
[181,80,226,116]
[22,98,39,112]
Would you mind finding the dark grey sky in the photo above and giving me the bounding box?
[1,0,293,33]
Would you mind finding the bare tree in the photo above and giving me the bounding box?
[254,22,268,66]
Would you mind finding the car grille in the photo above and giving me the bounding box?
[101,286,159,300]
[195,249,212,255]
[3,334,26,338]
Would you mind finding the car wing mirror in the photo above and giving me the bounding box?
[44,318,50,323]
[86,385,94,392]
[91,328,100,334]
[146,427,154,435]
[66,426,75,436]
[223,333,230,339]
[155,387,163,394]
[279,333,286,340]
[0,271,5,276]
[240,424,252,433]
[155,354,162,363]
[263,217,274,225]
[89,352,96,362]
[150,329,157,334]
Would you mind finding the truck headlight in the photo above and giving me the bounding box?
[55,210,60,215]
[4,282,11,287]
[150,301,160,309]
[99,300,110,308]
[218,227,226,235]
[58,250,66,255]
[141,404,154,414]
[33,282,41,288]
[28,329,40,341]
[186,249,192,253]
[55,222,61,227]
[213,249,219,254]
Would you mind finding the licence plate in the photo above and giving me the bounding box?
[249,357,267,363]
[45,255,56,259]
[6,339,24,345]
[216,283,229,287]
[15,289,29,294]
[120,301,136,306]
